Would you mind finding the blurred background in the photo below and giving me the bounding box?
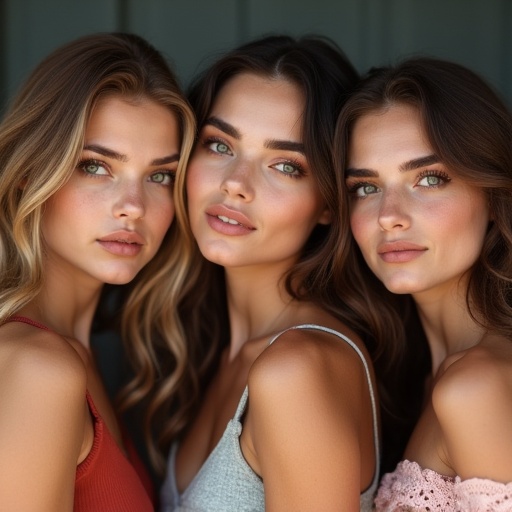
[1,0,511,111]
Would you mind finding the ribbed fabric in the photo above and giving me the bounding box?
[6,316,154,512]
[161,324,380,512]
[74,392,154,512]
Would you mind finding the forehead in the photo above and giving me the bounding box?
[349,104,433,164]
[211,73,305,134]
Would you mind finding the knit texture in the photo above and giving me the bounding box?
[161,324,380,512]
[375,459,512,511]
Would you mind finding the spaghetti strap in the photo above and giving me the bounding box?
[5,315,51,331]
[235,323,380,490]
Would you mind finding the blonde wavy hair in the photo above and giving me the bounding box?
[0,32,196,469]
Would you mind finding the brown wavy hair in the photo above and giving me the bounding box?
[146,34,419,474]
[335,56,512,470]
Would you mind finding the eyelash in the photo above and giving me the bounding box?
[272,159,305,179]
[416,170,451,187]
[77,158,109,177]
[346,169,451,199]
[202,137,232,156]
[201,137,306,179]
[77,158,175,186]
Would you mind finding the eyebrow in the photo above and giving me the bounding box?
[204,117,241,139]
[265,139,305,154]
[346,154,440,178]
[83,144,179,166]
[399,154,440,172]
[204,116,305,155]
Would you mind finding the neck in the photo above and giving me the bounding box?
[20,266,103,349]
[413,278,486,375]
[224,265,298,360]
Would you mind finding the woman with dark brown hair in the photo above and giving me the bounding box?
[154,34,387,511]
[338,57,512,510]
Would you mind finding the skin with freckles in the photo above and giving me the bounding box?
[175,72,377,512]
[0,94,180,510]
[347,104,489,301]
[345,102,512,490]
[187,73,331,274]
[42,95,178,287]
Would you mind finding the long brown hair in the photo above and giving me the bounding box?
[335,56,512,470]
[149,34,412,473]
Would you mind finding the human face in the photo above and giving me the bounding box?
[346,103,489,300]
[42,95,180,287]
[186,73,331,272]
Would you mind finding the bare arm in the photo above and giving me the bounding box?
[434,349,512,482]
[242,329,375,512]
[0,334,87,511]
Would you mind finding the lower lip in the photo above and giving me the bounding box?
[98,241,143,256]
[206,214,254,236]
[379,250,426,263]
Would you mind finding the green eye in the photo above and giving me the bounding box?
[273,162,302,177]
[79,160,109,176]
[150,172,174,185]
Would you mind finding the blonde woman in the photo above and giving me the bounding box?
[0,32,194,511]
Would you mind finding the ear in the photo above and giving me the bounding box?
[317,206,332,226]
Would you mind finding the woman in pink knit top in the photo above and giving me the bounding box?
[336,57,512,511]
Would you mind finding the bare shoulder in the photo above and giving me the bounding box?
[250,328,368,388]
[248,324,371,409]
[0,321,87,402]
[432,338,512,480]
[244,324,376,508]
[433,339,512,415]
[0,322,88,509]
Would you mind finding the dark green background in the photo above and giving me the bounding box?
[2,0,512,109]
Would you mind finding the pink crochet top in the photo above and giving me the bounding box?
[375,460,512,511]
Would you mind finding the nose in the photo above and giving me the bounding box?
[378,189,411,231]
[220,160,254,201]
[113,179,146,220]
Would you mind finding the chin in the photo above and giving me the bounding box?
[379,274,423,296]
[101,267,143,285]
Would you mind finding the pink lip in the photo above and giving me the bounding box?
[205,204,256,236]
[377,241,427,263]
[97,230,145,256]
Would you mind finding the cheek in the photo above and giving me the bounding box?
[349,205,372,250]
[185,159,206,206]
[156,201,175,234]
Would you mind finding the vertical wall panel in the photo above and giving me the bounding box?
[245,0,365,70]
[1,1,511,108]
[4,0,119,101]
[126,0,240,86]
[380,0,505,87]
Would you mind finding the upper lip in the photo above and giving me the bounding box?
[206,204,256,230]
[98,230,145,245]
[377,240,426,254]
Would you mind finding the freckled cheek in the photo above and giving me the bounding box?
[186,159,215,209]
[349,207,373,252]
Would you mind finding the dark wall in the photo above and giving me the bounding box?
[1,0,512,110]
